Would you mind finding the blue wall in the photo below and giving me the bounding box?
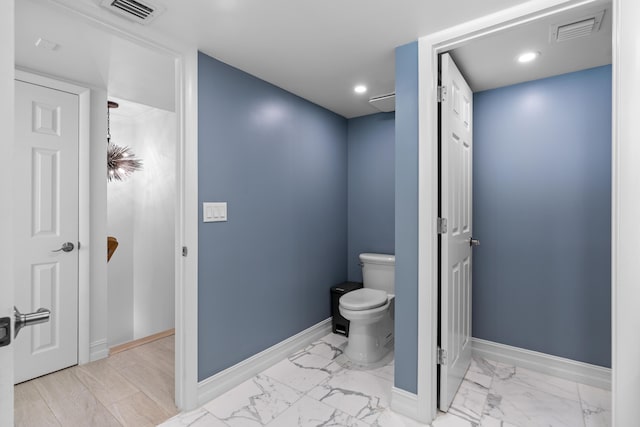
[473,65,612,367]
[347,113,395,282]
[198,52,348,381]
[394,41,419,393]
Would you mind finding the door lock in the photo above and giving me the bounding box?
[0,317,10,347]
[469,238,480,247]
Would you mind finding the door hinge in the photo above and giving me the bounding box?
[437,217,448,234]
[182,246,188,257]
[437,85,447,103]
[437,347,448,365]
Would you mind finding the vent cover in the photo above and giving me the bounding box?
[550,10,605,43]
[100,0,166,24]
[369,93,395,113]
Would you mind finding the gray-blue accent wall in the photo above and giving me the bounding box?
[347,112,395,282]
[473,65,612,367]
[394,41,420,393]
[198,52,348,381]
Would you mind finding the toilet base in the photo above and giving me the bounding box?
[343,313,394,365]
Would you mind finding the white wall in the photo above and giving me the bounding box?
[107,117,136,346]
[132,107,176,339]
[89,89,109,360]
[107,104,176,347]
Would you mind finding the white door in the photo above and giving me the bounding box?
[439,53,474,411]
[13,80,79,383]
[0,3,15,424]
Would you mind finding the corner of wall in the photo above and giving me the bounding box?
[90,88,109,350]
[393,40,419,394]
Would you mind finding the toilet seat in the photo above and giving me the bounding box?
[340,288,388,311]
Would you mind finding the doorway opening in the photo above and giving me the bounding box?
[433,1,612,425]
[106,97,177,352]
[12,0,192,423]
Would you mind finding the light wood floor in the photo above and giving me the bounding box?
[15,335,177,427]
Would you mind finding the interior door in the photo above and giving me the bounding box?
[439,53,474,411]
[0,4,15,424]
[13,80,79,383]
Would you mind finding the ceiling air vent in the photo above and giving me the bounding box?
[550,10,605,43]
[369,93,395,113]
[100,0,166,24]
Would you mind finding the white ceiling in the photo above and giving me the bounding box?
[16,0,176,112]
[449,1,612,92]
[17,0,612,118]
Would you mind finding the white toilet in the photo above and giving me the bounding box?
[339,253,395,365]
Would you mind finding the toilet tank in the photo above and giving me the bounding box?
[360,253,395,294]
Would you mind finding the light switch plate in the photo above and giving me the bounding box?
[203,202,227,222]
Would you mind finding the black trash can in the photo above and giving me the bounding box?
[330,282,363,336]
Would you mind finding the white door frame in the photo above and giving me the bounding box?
[13,69,91,366]
[17,2,200,410]
[414,0,634,423]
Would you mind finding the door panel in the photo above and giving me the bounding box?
[439,53,473,411]
[14,80,79,384]
[0,3,15,424]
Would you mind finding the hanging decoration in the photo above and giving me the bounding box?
[107,101,143,182]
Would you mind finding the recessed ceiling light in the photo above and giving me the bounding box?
[354,85,367,94]
[517,51,540,63]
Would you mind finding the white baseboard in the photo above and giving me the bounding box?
[390,387,419,420]
[89,339,109,362]
[472,338,611,390]
[197,318,333,406]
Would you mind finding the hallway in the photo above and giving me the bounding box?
[14,335,176,426]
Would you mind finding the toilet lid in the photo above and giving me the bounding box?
[340,288,388,311]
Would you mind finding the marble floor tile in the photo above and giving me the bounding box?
[262,354,334,393]
[464,358,493,389]
[160,408,213,427]
[189,413,230,427]
[479,414,518,427]
[307,368,391,424]
[492,363,516,382]
[432,412,477,427]
[204,374,302,426]
[373,408,431,427]
[155,333,601,427]
[319,332,348,348]
[365,359,395,382]
[578,383,611,411]
[266,395,368,426]
[492,363,580,402]
[448,378,490,424]
[484,377,584,427]
[578,383,611,427]
[468,356,498,378]
[292,335,346,361]
[338,351,395,382]
[159,409,228,427]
